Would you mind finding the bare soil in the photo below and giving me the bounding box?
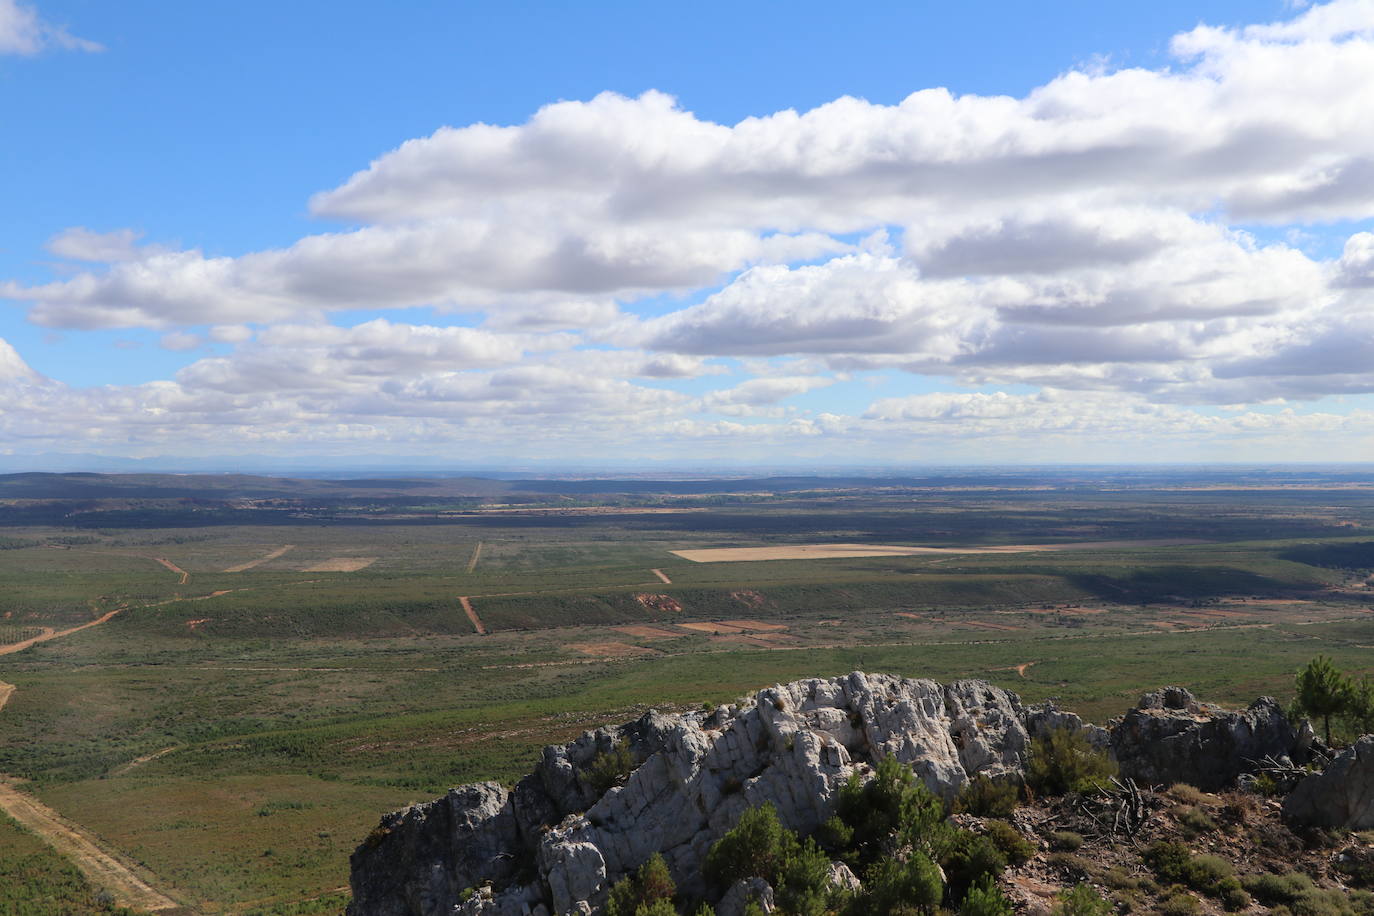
[223,544,295,573]
[634,593,683,613]
[459,596,487,635]
[614,625,682,640]
[571,642,657,657]
[650,568,671,584]
[304,557,378,572]
[670,538,1209,563]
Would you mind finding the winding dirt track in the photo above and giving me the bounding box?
[0,608,124,657]
[150,556,189,585]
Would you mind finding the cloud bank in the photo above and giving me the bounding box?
[4,1,1374,461]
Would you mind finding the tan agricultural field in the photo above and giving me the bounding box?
[304,557,378,572]
[669,538,1206,562]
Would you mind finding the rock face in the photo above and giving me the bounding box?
[1284,735,1374,828]
[347,674,1302,916]
[1109,688,1301,791]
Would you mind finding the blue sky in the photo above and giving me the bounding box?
[2,0,1374,468]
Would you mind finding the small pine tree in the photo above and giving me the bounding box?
[959,878,1014,916]
[1294,655,1352,745]
[1025,728,1117,796]
[605,853,676,916]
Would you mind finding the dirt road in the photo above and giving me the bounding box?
[466,541,483,573]
[0,777,179,911]
[651,568,671,584]
[0,608,125,657]
[224,544,295,572]
[459,596,487,635]
[150,556,189,585]
[0,679,180,910]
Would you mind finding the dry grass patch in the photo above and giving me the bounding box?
[571,642,657,657]
[614,625,682,640]
[303,557,377,572]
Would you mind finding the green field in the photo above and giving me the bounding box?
[2,471,1374,912]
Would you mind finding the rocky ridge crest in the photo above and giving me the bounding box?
[348,673,1312,916]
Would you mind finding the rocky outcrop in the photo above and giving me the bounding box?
[348,674,1303,916]
[350,673,1032,915]
[1109,688,1302,791]
[1283,735,1374,828]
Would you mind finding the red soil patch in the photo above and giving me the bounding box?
[730,590,767,608]
[185,618,212,632]
[635,593,683,613]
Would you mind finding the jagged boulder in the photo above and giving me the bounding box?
[1110,691,1299,791]
[717,877,775,916]
[348,782,521,916]
[1283,735,1374,828]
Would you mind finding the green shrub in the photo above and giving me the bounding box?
[834,755,946,866]
[774,837,840,916]
[959,878,1014,916]
[633,901,677,916]
[1025,728,1117,796]
[585,739,637,795]
[1050,883,1114,916]
[1241,871,1372,916]
[1045,852,1092,879]
[1176,806,1217,837]
[704,804,837,914]
[855,852,943,916]
[1243,871,1316,906]
[984,820,1035,865]
[941,831,1008,906]
[605,853,675,916]
[705,804,795,890]
[955,775,1019,818]
[1160,891,1201,915]
[1167,783,1208,805]
[1049,830,1084,851]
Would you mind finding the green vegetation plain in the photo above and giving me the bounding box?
[1,470,1373,912]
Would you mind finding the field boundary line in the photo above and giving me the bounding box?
[459,596,487,635]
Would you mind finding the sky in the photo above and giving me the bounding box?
[3,0,1374,470]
